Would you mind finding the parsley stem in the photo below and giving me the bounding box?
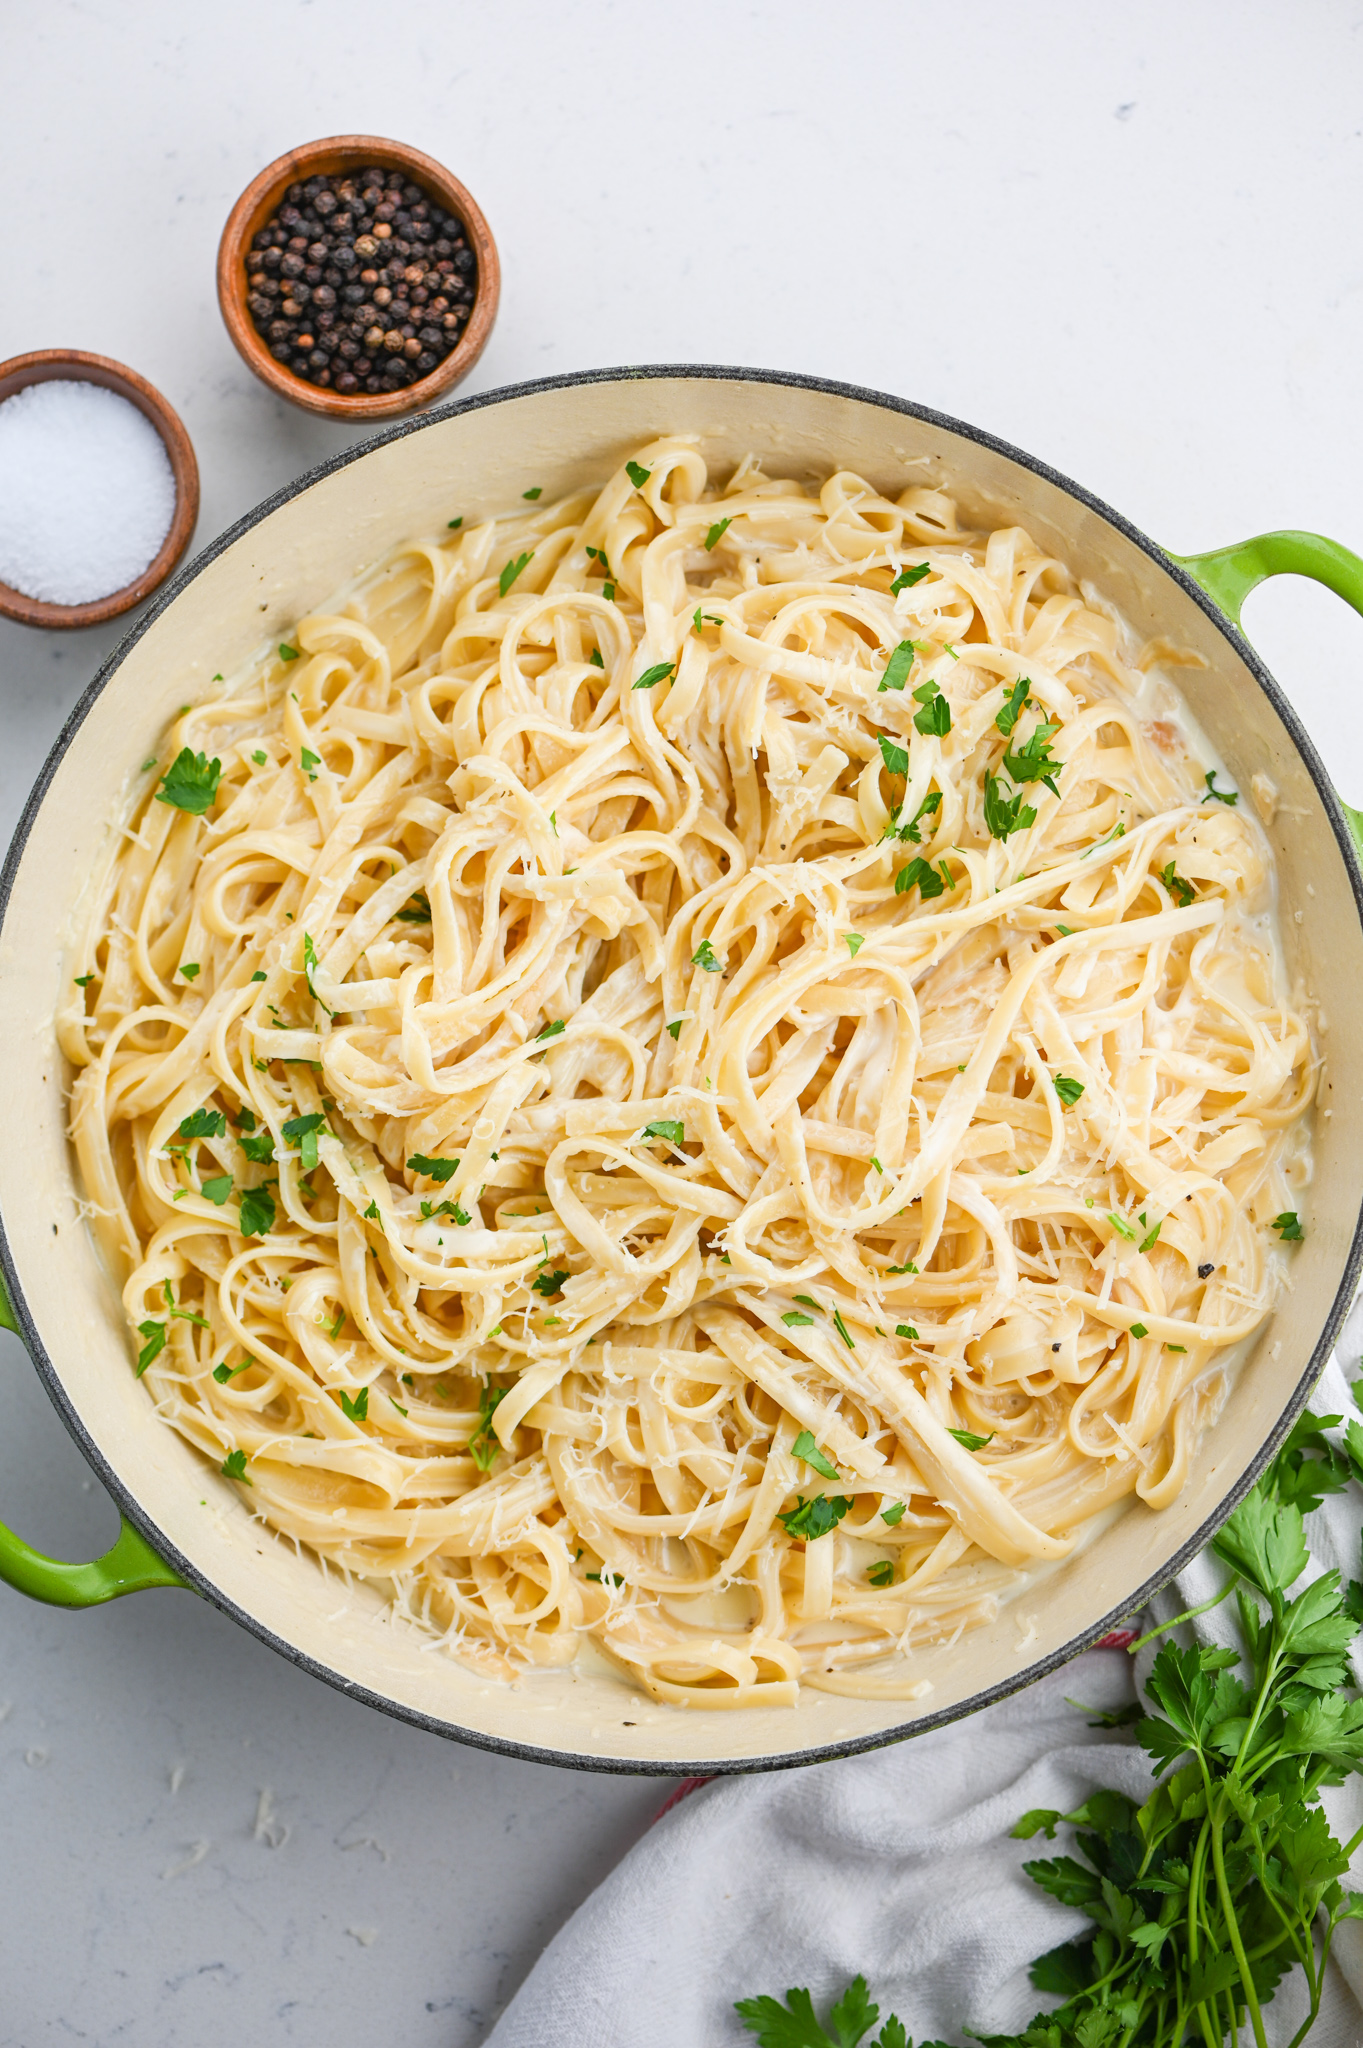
[1210,1802,1268,2048]
[1124,1573,1237,1653]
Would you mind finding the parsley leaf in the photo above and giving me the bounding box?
[876,733,909,778]
[995,677,1031,736]
[894,856,950,901]
[633,661,675,691]
[782,1311,815,1327]
[1161,859,1196,907]
[522,485,542,500]
[704,516,731,550]
[408,1153,459,1182]
[778,1493,854,1541]
[831,1309,855,1350]
[589,648,604,667]
[890,562,930,594]
[238,1186,276,1237]
[895,1324,918,1339]
[898,791,942,844]
[302,931,332,1015]
[1004,719,1062,797]
[278,643,300,662]
[468,1385,508,1470]
[155,748,221,815]
[692,939,724,973]
[665,1018,684,1039]
[201,1174,233,1206]
[532,1268,569,1297]
[1204,768,1238,805]
[948,1427,994,1451]
[867,1560,895,1589]
[1274,1210,1304,1241]
[881,1502,906,1527]
[213,1359,252,1383]
[179,962,200,981]
[911,677,951,736]
[641,1119,685,1146]
[792,1430,841,1481]
[135,1320,166,1376]
[499,552,533,597]
[339,1387,368,1422]
[983,771,1037,841]
[282,1111,326,1173]
[300,747,320,782]
[878,640,917,693]
[177,1107,227,1145]
[536,1019,566,1042]
[221,1448,250,1483]
[1053,1074,1085,1106]
[395,891,432,923]
[238,1128,274,1164]
[844,933,864,957]
[625,460,651,488]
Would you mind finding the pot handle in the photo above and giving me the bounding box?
[1170,529,1363,856]
[0,1271,187,1605]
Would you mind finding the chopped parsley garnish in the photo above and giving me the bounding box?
[179,962,200,981]
[250,970,267,982]
[177,1107,227,1144]
[894,856,952,901]
[665,1018,684,1039]
[878,640,917,694]
[871,1156,884,1174]
[447,516,463,530]
[704,516,731,550]
[1161,860,1195,906]
[844,933,864,957]
[983,771,1036,842]
[532,1268,570,1297]
[889,562,930,594]
[396,892,432,923]
[867,1560,895,1588]
[363,1200,379,1221]
[499,552,533,597]
[895,1324,919,1339]
[585,545,611,569]
[831,1309,855,1350]
[536,1018,566,1042]
[1108,1211,1138,1241]
[1139,1219,1162,1253]
[408,1153,459,1182]
[278,644,300,662]
[692,939,724,973]
[792,1430,841,1480]
[327,1310,345,1341]
[141,757,157,772]
[887,1259,918,1275]
[251,749,267,766]
[74,972,94,987]
[692,606,723,634]
[238,1186,276,1237]
[302,931,332,1014]
[589,648,604,667]
[213,1359,252,1383]
[221,1449,250,1483]
[390,1397,408,1416]
[793,1295,821,1311]
[1053,1074,1085,1107]
[947,1427,995,1452]
[522,486,542,500]
[282,1112,326,1172]
[468,1385,508,1470]
[632,661,675,691]
[877,733,909,777]
[778,1493,853,1541]
[911,677,951,737]
[339,1387,368,1422]
[782,1311,815,1327]
[1003,719,1062,797]
[156,748,222,815]
[238,1128,274,1164]
[135,1320,166,1375]
[881,1501,906,1526]
[897,791,942,844]
[1273,1210,1304,1241]
[625,460,651,488]
[1203,768,1238,805]
[995,677,1031,736]
[641,1120,685,1146]
[1129,1322,1149,1339]
[201,1174,233,1206]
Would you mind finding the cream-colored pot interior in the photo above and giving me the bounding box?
[2,370,1359,1773]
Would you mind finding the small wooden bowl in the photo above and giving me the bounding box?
[0,350,200,630]
[217,135,500,423]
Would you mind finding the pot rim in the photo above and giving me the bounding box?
[4,361,1360,1776]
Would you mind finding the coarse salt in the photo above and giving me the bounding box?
[0,379,176,605]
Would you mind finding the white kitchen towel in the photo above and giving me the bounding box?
[484,1308,1363,2048]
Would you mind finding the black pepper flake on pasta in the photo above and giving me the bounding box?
[244,168,478,394]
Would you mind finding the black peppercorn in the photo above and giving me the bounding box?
[244,166,477,392]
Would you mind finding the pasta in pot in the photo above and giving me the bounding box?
[62,442,1313,1709]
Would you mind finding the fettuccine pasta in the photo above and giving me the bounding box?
[63,442,1313,1709]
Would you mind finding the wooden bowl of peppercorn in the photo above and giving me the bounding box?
[216,135,499,421]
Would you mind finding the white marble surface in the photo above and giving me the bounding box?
[1,3,1362,2041]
